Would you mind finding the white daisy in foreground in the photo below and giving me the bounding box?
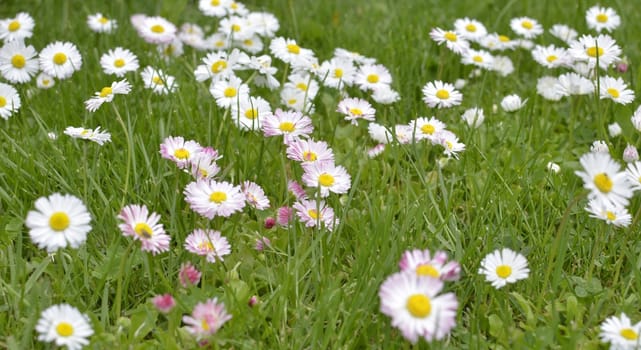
[379,272,458,343]
[87,13,117,33]
[586,6,620,33]
[600,313,641,350]
[140,66,177,94]
[118,204,171,255]
[337,97,375,125]
[422,81,462,109]
[500,94,526,112]
[0,12,35,42]
[25,193,92,253]
[301,161,351,197]
[510,16,543,39]
[39,41,83,80]
[184,179,246,219]
[210,76,250,109]
[0,82,21,120]
[575,152,633,207]
[479,248,529,289]
[84,79,132,112]
[64,126,111,145]
[586,199,631,227]
[569,34,621,69]
[36,304,93,350]
[36,73,55,89]
[0,40,39,83]
[599,76,635,105]
[100,47,139,77]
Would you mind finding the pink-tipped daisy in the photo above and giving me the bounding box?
[118,204,171,255]
[301,161,351,197]
[399,249,461,281]
[184,180,246,219]
[184,229,231,263]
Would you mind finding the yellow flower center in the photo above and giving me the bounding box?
[8,21,20,32]
[303,151,317,161]
[421,124,435,135]
[99,16,109,24]
[435,89,450,100]
[406,294,431,318]
[215,41,225,48]
[152,76,164,85]
[366,74,379,83]
[174,148,190,160]
[53,53,67,65]
[287,43,300,54]
[99,87,112,98]
[211,0,220,5]
[287,99,297,106]
[209,191,227,203]
[473,55,483,63]
[607,88,620,98]
[308,209,319,219]
[596,14,608,23]
[318,173,335,187]
[416,264,440,278]
[466,23,477,32]
[498,35,510,42]
[231,2,239,10]
[42,79,50,86]
[334,68,343,78]
[201,319,210,331]
[151,24,165,33]
[444,32,457,42]
[594,173,613,193]
[49,212,70,231]
[279,121,295,132]
[586,46,604,58]
[0,97,6,107]
[243,39,253,46]
[231,24,241,32]
[11,54,25,68]
[223,87,237,97]
[546,55,558,63]
[211,60,227,74]
[620,328,639,341]
[349,108,363,116]
[134,222,153,238]
[114,58,125,68]
[244,108,258,119]
[521,20,533,30]
[496,265,512,278]
[55,322,74,337]
[198,241,214,252]
[605,211,616,221]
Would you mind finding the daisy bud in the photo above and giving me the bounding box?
[255,236,271,251]
[277,206,294,226]
[590,140,609,153]
[152,294,176,313]
[248,296,258,307]
[179,262,202,287]
[608,122,622,137]
[264,217,276,229]
[546,162,561,173]
[616,62,628,73]
[623,144,639,162]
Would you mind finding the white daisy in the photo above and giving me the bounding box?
[159,136,202,169]
[371,85,400,104]
[336,97,375,125]
[184,229,231,263]
[531,45,571,69]
[461,49,494,69]
[537,76,563,101]
[500,94,527,112]
[318,57,355,89]
[408,116,446,143]
[84,79,132,112]
[284,72,320,100]
[422,80,462,109]
[555,72,594,97]
[248,54,280,90]
[549,24,578,44]
[586,199,631,227]
[0,12,34,42]
[269,37,316,68]
[36,73,55,89]
[198,0,231,17]
[235,35,263,54]
[461,107,485,128]
[0,82,20,120]
[586,6,621,33]
[140,66,177,94]
[219,15,255,41]
[576,152,633,207]
[454,17,487,42]
[301,161,351,197]
[100,47,139,77]
[210,76,250,109]
[0,40,39,83]
[87,13,117,33]
[136,16,176,44]
[230,95,272,131]
[242,181,270,210]
[510,16,543,39]
[354,63,392,91]
[438,130,466,159]
[625,161,641,191]
[569,34,621,69]
[64,126,111,145]
[39,41,83,80]
[184,179,246,219]
[478,248,530,289]
[491,55,514,76]
[429,28,469,54]
[247,11,280,38]
[36,304,93,350]
[599,76,635,105]
[600,313,641,350]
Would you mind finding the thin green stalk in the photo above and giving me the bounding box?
[114,240,135,321]
[113,104,133,208]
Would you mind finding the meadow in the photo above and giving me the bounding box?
[1,0,641,348]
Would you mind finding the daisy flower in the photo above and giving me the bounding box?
[84,79,132,112]
[438,131,466,159]
[491,55,514,76]
[368,144,386,158]
[547,162,561,174]
[576,152,633,208]
[36,304,93,350]
[262,108,313,144]
[0,40,39,83]
[25,193,92,253]
[118,204,171,255]
[247,11,280,38]
[429,28,469,54]
[280,87,313,113]
[569,34,621,69]
[157,38,184,61]
[140,66,177,94]
[36,73,55,89]
[461,49,494,69]
[599,76,635,105]
[479,248,530,289]
[184,179,246,218]
[219,15,255,41]
[288,180,308,200]
[178,23,206,50]
[87,13,117,33]
[550,24,578,44]
[277,206,294,226]
[510,16,543,39]
[293,199,337,230]
[623,144,639,163]
[242,181,270,210]
[586,6,621,32]
[531,45,571,69]
[354,63,392,91]
[422,80,463,109]
[480,33,518,51]
[591,140,609,154]
[372,85,401,104]
[318,57,355,89]
[136,16,176,44]
[586,199,632,227]
[600,313,641,349]
[248,54,280,90]
[236,35,263,54]
[500,94,527,112]
[537,76,563,101]
[194,48,249,83]
[454,17,487,42]
[182,298,232,340]
[230,95,272,131]
[188,146,221,180]
[152,294,176,313]
[625,161,641,191]
[368,122,393,144]
[284,72,320,100]
[461,107,485,128]
[0,12,34,42]
[64,126,111,145]
[301,161,351,197]
[286,138,334,164]
[210,76,250,109]
[337,97,375,125]
[609,122,623,137]
[39,41,82,79]
[408,116,446,143]
[379,272,458,343]
[269,37,316,68]
[399,249,461,281]
[100,47,139,77]
[184,229,231,263]
[555,72,594,96]
[160,136,202,169]
[179,262,202,287]
[0,82,21,120]
[198,0,231,17]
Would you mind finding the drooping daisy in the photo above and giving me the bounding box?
[140,66,178,94]
[422,80,462,109]
[0,40,39,83]
[586,6,621,33]
[36,73,55,89]
[510,16,543,39]
[408,116,446,143]
[461,49,494,69]
[318,57,355,89]
[399,249,461,281]
[160,136,202,169]
[354,63,392,91]
[454,17,487,42]
[576,151,633,208]
[87,13,117,33]
[438,130,466,159]
[292,199,337,230]
[531,45,571,69]
[100,47,139,77]
[269,37,316,68]
[188,146,221,180]
[277,206,294,226]
[198,0,231,17]
[118,204,171,255]
[586,199,632,227]
[135,16,176,44]
[230,95,272,131]
[429,28,469,55]
[536,76,563,101]
[599,313,641,349]
[184,229,231,263]
[479,248,530,289]
[0,82,21,120]
[549,24,578,44]
[379,272,458,343]
[337,97,375,125]
[286,138,334,164]
[288,180,308,201]
[555,72,594,97]
[248,54,279,90]
[64,126,111,145]
[569,34,621,69]
[210,76,250,109]
[242,181,270,210]
[500,94,527,112]
[39,41,83,79]
[247,11,280,38]
[182,298,232,340]
[184,179,246,219]
[25,193,92,253]
[36,304,93,350]
[262,108,313,144]
[84,79,132,112]
[461,107,485,128]
[301,161,351,197]
[599,76,635,105]
[0,12,34,42]
[631,106,641,131]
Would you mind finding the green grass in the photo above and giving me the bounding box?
[1,0,641,348]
